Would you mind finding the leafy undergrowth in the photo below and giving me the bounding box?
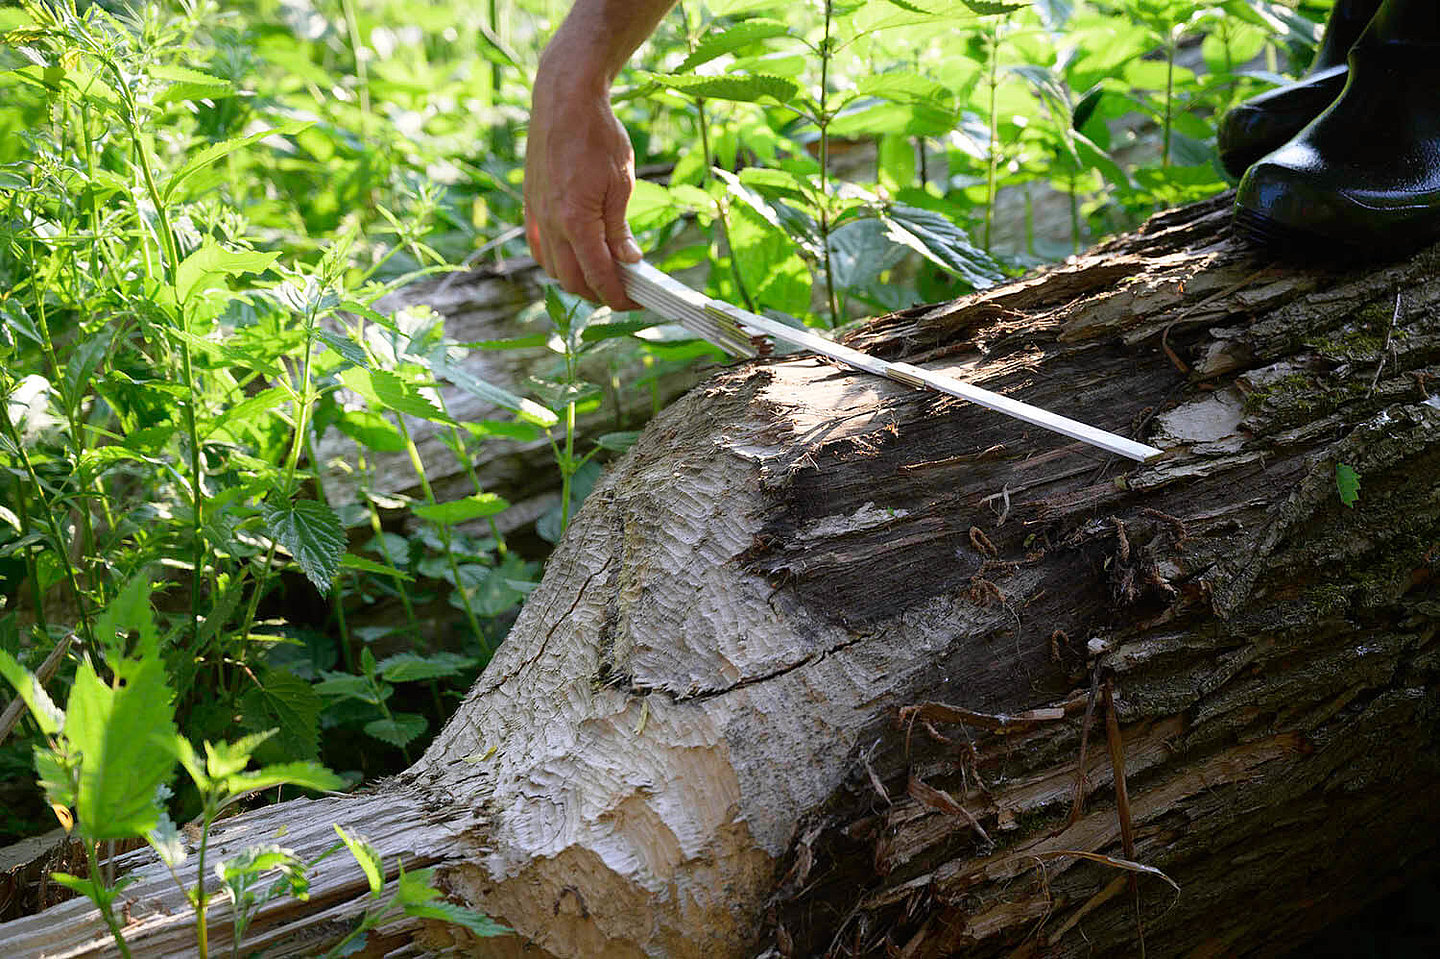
[0,0,1332,951]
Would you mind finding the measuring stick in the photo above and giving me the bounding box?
[618,260,1163,463]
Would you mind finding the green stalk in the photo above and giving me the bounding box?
[696,98,757,313]
[0,398,95,645]
[83,842,134,959]
[307,429,355,672]
[434,391,508,557]
[559,398,577,533]
[194,798,216,959]
[1162,28,1176,169]
[393,415,489,655]
[23,236,101,574]
[358,451,422,627]
[125,115,205,640]
[983,18,1000,253]
[817,0,840,326]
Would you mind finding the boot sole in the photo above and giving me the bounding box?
[1234,207,1440,264]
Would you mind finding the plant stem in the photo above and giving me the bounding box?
[817,0,840,326]
[0,397,95,645]
[983,18,1000,253]
[696,98,757,313]
[1162,28,1176,169]
[126,114,205,640]
[84,841,134,959]
[195,802,215,959]
[559,399,577,533]
[393,415,489,654]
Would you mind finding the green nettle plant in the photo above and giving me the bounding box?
[0,0,1330,949]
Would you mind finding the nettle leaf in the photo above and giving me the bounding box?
[164,120,312,202]
[66,656,177,839]
[827,218,910,290]
[239,669,324,761]
[93,575,160,667]
[880,204,1004,290]
[263,499,346,594]
[639,71,797,104]
[411,493,510,525]
[315,671,385,704]
[430,349,557,428]
[176,242,281,305]
[341,553,414,581]
[364,713,428,749]
[403,901,511,937]
[316,329,369,367]
[855,73,952,106]
[377,652,477,683]
[227,761,345,797]
[679,19,792,71]
[1336,463,1361,508]
[151,63,234,104]
[333,408,407,453]
[0,648,63,735]
[335,825,384,896]
[338,367,455,425]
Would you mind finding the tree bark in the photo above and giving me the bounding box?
[3,194,1439,958]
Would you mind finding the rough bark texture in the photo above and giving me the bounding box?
[2,194,1438,958]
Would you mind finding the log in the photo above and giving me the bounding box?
[2,194,1438,958]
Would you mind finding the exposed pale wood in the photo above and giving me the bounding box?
[2,195,1438,958]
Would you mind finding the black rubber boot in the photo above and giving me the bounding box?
[1234,1,1440,259]
[1217,0,1383,179]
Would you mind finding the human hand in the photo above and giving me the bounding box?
[524,48,643,311]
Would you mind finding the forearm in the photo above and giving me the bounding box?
[539,0,679,90]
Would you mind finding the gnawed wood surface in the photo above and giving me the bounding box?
[2,194,1438,957]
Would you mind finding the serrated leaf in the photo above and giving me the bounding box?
[880,204,1004,290]
[314,671,384,704]
[404,901,512,937]
[93,576,159,666]
[66,657,177,839]
[176,242,281,305]
[335,825,384,896]
[338,367,455,425]
[152,64,234,104]
[411,493,510,525]
[226,760,344,797]
[827,217,910,289]
[856,73,952,105]
[262,499,346,594]
[678,19,792,71]
[239,665,324,760]
[364,713,428,748]
[594,431,641,453]
[640,71,797,104]
[0,648,63,735]
[376,652,477,683]
[430,350,557,427]
[212,386,291,435]
[332,408,406,452]
[340,553,414,581]
[316,329,369,367]
[205,729,280,779]
[164,120,312,202]
[1336,463,1361,508]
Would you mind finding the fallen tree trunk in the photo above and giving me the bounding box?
[3,194,1439,958]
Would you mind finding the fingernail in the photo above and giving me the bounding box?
[621,238,643,262]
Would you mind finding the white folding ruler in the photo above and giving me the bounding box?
[618,260,1163,463]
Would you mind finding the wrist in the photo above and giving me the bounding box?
[537,27,620,93]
